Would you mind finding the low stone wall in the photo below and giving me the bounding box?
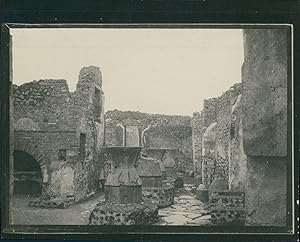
[89,202,159,225]
[209,190,245,225]
[142,185,175,208]
[28,195,75,209]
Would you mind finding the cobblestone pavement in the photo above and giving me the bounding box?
[11,192,105,225]
[155,184,211,226]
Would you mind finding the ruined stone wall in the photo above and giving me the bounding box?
[14,130,78,197]
[105,110,193,173]
[192,112,203,175]
[215,83,242,182]
[202,98,217,129]
[13,79,71,131]
[13,66,105,202]
[192,83,242,186]
[242,28,288,226]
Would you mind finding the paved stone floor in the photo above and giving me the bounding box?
[11,180,210,226]
[155,184,211,226]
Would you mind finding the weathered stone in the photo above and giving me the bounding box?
[195,184,209,202]
[104,147,142,204]
[202,122,217,160]
[14,117,40,131]
[229,94,247,190]
[242,29,288,156]
[242,29,289,227]
[13,66,105,203]
[89,202,158,225]
[105,110,193,174]
[208,177,229,197]
[136,156,163,187]
[28,195,75,209]
[186,218,211,225]
[245,156,287,226]
[162,214,187,225]
[125,125,140,147]
[209,190,245,225]
[142,184,174,208]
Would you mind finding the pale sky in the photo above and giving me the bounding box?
[11,28,244,116]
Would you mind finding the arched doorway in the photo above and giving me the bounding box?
[13,150,42,196]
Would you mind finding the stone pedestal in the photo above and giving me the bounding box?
[136,156,163,187]
[145,148,167,180]
[136,155,174,208]
[89,147,159,225]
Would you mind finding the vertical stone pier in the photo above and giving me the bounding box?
[242,28,289,226]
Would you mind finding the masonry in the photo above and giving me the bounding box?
[192,83,242,187]
[192,28,290,227]
[12,66,105,203]
[242,28,289,226]
[105,110,193,173]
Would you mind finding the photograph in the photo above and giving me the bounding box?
[3,24,294,232]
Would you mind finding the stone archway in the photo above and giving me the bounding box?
[13,138,47,196]
[13,150,42,196]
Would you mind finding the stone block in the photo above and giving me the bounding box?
[245,156,287,226]
[242,29,288,156]
[142,184,175,208]
[195,184,209,202]
[209,190,245,225]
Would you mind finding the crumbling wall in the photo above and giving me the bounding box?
[13,79,71,131]
[192,83,242,186]
[13,66,105,202]
[14,130,78,197]
[192,112,203,175]
[105,110,193,173]
[200,98,217,186]
[215,84,242,183]
[242,28,288,226]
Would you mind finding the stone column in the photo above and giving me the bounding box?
[242,28,289,226]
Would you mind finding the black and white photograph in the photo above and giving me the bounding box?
[2,24,294,233]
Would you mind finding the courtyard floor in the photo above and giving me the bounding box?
[11,192,104,225]
[155,184,211,226]
[11,178,211,226]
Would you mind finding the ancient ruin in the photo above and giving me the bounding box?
[89,146,159,225]
[13,66,105,208]
[190,28,289,226]
[10,28,290,228]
